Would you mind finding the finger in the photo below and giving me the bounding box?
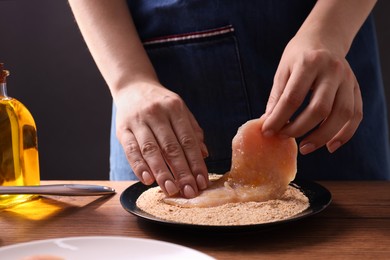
[129,123,180,197]
[265,63,290,115]
[148,114,201,198]
[280,60,343,137]
[186,108,209,158]
[170,113,209,191]
[263,61,317,135]
[326,81,363,153]
[298,77,355,154]
[120,129,155,185]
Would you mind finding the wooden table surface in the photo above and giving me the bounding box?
[1,180,389,259]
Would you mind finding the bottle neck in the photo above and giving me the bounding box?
[0,82,8,98]
[0,64,10,98]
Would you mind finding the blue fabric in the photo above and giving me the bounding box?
[110,0,390,180]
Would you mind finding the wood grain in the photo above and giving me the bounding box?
[1,181,389,259]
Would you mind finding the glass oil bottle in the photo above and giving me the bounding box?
[0,63,40,208]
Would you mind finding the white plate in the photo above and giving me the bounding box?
[0,236,215,260]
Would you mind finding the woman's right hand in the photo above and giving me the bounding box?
[114,82,209,198]
[68,0,209,198]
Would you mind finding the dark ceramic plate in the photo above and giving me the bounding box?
[120,179,332,232]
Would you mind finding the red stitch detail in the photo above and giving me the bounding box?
[143,25,234,45]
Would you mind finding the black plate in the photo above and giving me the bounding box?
[120,179,332,232]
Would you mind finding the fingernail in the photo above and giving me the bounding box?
[183,185,197,198]
[164,180,179,196]
[327,141,341,153]
[196,174,208,190]
[141,171,154,185]
[263,130,274,137]
[300,143,316,155]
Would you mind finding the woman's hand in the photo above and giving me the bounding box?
[115,82,209,198]
[262,0,375,155]
[68,0,209,198]
[262,35,363,155]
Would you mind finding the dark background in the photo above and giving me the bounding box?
[0,1,389,180]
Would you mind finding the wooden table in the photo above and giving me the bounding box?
[1,181,389,259]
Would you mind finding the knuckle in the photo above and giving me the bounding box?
[122,140,147,174]
[302,49,326,66]
[273,71,286,84]
[175,170,189,181]
[267,94,279,106]
[338,105,354,121]
[283,91,303,109]
[179,135,197,149]
[301,49,340,69]
[355,109,363,123]
[161,141,182,159]
[310,101,332,118]
[143,102,161,117]
[141,141,159,156]
[344,67,354,82]
[328,59,345,79]
[331,59,343,72]
[143,94,185,117]
[123,140,139,157]
[163,94,184,111]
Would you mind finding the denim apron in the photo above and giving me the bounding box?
[110,0,390,180]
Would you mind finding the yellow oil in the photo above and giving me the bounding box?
[0,97,40,209]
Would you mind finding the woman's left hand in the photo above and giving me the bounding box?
[262,33,363,155]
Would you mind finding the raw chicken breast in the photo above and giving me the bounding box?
[164,117,297,207]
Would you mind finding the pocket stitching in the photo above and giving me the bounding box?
[143,25,234,46]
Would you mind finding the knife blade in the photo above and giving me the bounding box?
[0,184,116,196]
